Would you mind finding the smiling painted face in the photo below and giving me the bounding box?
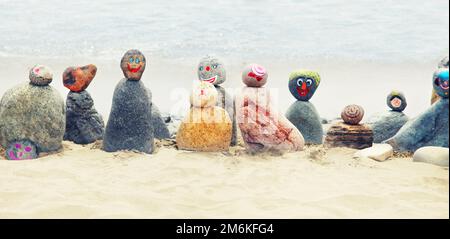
[121,49,146,81]
[288,70,321,101]
[242,64,268,87]
[197,56,226,85]
[386,91,407,112]
[190,81,218,108]
[29,65,53,86]
[433,69,449,98]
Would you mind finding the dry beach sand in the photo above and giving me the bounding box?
[0,140,448,219]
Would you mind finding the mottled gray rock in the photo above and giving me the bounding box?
[413,146,449,167]
[0,83,65,152]
[367,111,409,143]
[286,101,323,144]
[385,99,449,152]
[103,79,154,153]
[151,104,171,139]
[64,91,104,144]
[215,85,237,146]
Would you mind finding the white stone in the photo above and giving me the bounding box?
[354,144,394,162]
[413,147,449,167]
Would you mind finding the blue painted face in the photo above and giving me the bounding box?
[433,70,449,98]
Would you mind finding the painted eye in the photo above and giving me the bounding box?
[297,79,304,86]
[129,57,134,63]
[199,66,204,71]
[212,64,218,69]
[306,79,313,86]
[135,58,140,64]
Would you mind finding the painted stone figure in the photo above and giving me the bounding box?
[431,56,449,104]
[286,70,323,144]
[236,64,305,153]
[198,56,237,146]
[367,91,409,143]
[386,69,449,152]
[176,81,232,151]
[0,65,65,160]
[63,64,105,144]
[103,50,154,153]
[325,105,373,149]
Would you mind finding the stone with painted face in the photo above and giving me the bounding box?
[387,91,407,112]
[433,69,449,98]
[190,81,218,108]
[288,70,320,101]
[197,56,226,85]
[63,64,97,92]
[29,65,53,86]
[121,49,146,81]
[5,140,38,160]
[242,64,268,87]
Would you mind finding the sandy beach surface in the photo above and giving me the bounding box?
[0,140,447,219]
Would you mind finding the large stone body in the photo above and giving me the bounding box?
[236,87,304,152]
[385,99,449,152]
[151,104,171,139]
[367,111,409,143]
[0,83,65,152]
[176,107,232,152]
[286,101,323,144]
[64,91,104,144]
[215,85,237,145]
[103,79,154,153]
[325,122,373,149]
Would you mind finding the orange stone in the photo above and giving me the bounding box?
[63,64,97,92]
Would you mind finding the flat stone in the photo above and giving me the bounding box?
[5,140,38,160]
[354,144,394,162]
[325,122,373,149]
[413,146,449,167]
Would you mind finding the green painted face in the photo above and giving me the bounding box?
[197,56,226,85]
[288,70,321,101]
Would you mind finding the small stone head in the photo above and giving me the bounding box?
[63,64,97,92]
[242,64,268,87]
[29,65,53,86]
[121,49,146,81]
[197,56,226,85]
[288,70,321,101]
[190,81,218,108]
[386,91,407,112]
[341,105,364,125]
[433,69,449,98]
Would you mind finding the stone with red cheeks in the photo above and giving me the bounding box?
[29,65,53,86]
[197,56,226,85]
[242,64,268,87]
[120,49,146,81]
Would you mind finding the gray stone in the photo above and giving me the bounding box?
[286,101,323,144]
[367,111,409,143]
[64,91,104,144]
[0,83,65,152]
[5,139,38,160]
[151,104,171,139]
[215,85,237,146]
[384,99,449,152]
[413,146,449,167]
[103,79,154,153]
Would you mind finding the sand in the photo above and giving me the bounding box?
[0,141,447,219]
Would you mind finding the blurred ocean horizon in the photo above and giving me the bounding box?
[0,0,449,120]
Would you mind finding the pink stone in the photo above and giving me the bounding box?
[236,87,305,152]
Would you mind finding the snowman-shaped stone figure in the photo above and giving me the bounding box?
[385,69,449,152]
[0,65,65,160]
[63,64,105,144]
[286,70,323,144]
[367,91,409,143]
[176,81,232,151]
[103,50,154,154]
[197,56,237,146]
[236,64,305,153]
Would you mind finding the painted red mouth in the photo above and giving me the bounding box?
[202,76,217,84]
[297,86,309,97]
[127,64,142,73]
[248,72,264,81]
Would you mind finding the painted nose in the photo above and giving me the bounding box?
[302,82,307,90]
[206,66,211,71]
